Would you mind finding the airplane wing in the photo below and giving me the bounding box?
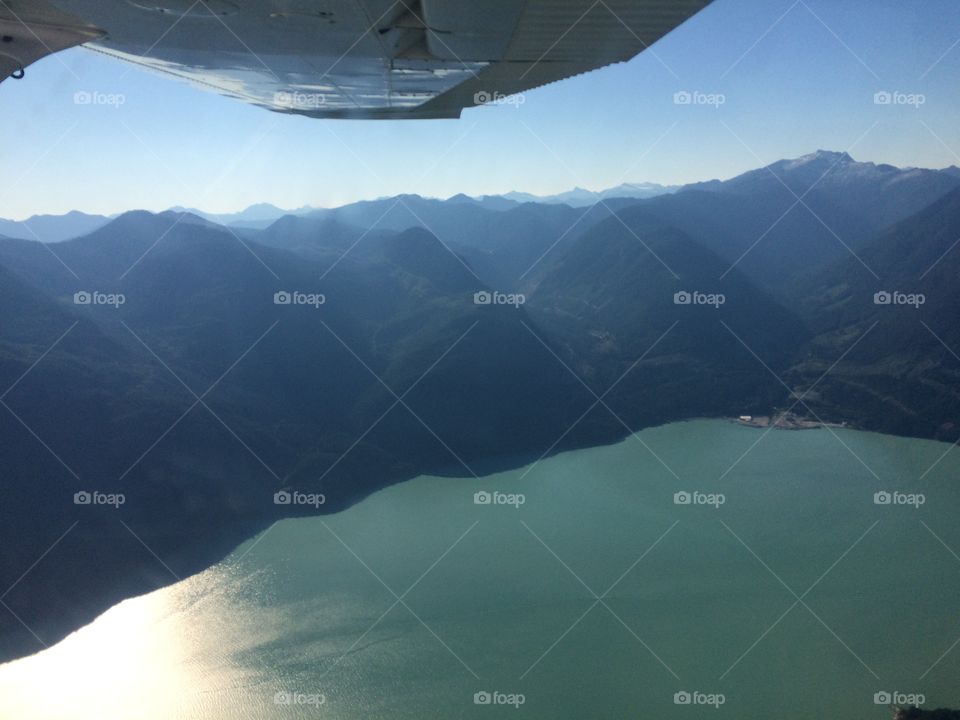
[1,0,712,119]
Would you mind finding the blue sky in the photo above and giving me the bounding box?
[1,0,959,219]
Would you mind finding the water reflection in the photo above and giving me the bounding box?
[0,565,282,719]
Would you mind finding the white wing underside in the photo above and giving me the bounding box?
[1,0,711,119]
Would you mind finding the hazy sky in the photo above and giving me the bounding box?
[1,0,959,219]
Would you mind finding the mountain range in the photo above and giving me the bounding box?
[0,177,702,240]
[1,150,959,664]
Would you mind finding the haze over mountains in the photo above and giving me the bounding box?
[0,211,111,244]
[2,150,959,664]
[4,152,956,241]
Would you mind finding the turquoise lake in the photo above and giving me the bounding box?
[1,419,958,718]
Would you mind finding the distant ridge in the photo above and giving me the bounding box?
[495,181,680,207]
[0,210,110,243]
[167,202,317,229]
[5,152,959,238]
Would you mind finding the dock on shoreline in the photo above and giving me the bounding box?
[732,412,847,430]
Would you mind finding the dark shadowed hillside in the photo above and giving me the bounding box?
[527,205,809,430]
[788,187,960,440]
